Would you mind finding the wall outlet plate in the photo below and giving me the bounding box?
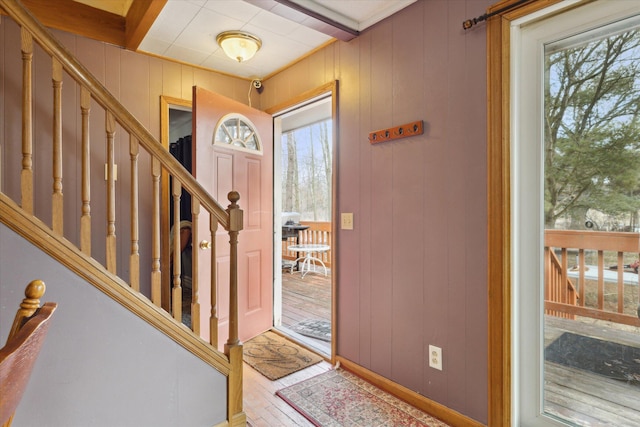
[429,345,442,370]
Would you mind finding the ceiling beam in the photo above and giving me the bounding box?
[125,0,166,50]
[20,0,126,46]
[245,0,359,41]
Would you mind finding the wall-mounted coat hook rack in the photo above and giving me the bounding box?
[368,120,423,144]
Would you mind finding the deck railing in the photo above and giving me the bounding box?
[282,221,332,268]
[0,0,244,423]
[545,229,640,326]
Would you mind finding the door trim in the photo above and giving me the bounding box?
[486,1,566,425]
[266,80,339,362]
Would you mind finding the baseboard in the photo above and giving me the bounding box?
[335,356,485,427]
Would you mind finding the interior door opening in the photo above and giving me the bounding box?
[272,94,334,358]
[161,97,193,315]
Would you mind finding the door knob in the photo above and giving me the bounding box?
[199,240,212,250]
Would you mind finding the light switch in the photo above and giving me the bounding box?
[341,213,353,230]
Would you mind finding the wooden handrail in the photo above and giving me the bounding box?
[1,0,230,229]
[544,229,640,326]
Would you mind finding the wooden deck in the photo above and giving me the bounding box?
[278,263,332,356]
[544,315,640,426]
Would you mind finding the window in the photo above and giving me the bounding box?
[213,113,262,154]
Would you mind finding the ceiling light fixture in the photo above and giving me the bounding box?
[216,31,262,63]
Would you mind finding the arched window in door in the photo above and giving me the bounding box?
[213,113,263,154]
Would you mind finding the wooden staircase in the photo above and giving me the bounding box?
[0,0,245,425]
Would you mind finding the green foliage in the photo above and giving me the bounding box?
[544,27,640,229]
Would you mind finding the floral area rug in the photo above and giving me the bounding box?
[276,368,450,426]
[243,331,323,380]
[291,319,332,342]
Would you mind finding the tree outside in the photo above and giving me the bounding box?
[544,26,640,231]
[281,120,332,222]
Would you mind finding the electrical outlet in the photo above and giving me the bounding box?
[341,213,353,230]
[429,345,442,370]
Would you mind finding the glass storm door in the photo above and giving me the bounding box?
[513,1,640,425]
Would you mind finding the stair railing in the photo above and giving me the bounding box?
[0,0,244,423]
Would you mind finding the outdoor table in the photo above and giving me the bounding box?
[287,244,330,278]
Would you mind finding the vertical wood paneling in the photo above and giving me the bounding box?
[369,18,394,380]
[336,37,362,363]
[461,5,490,420]
[162,61,182,99]
[262,1,491,423]
[390,1,426,391]
[357,31,373,369]
[443,1,473,414]
[421,0,453,406]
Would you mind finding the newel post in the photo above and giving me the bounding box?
[9,279,45,338]
[225,191,243,349]
[224,191,245,426]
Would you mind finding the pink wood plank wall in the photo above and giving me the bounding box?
[0,17,253,297]
[262,0,491,423]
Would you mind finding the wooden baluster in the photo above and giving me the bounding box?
[597,250,604,310]
[129,135,140,291]
[560,248,568,305]
[617,252,624,313]
[151,157,161,305]
[80,87,91,255]
[8,279,45,339]
[171,179,182,322]
[191,199,200,334]
[21,28,34,214]
[52,58,63,234]
[578,249,585,307]
[544,247,550,315]
[106,111,117,273]
[209,216,218,346]
[225,191,243,350]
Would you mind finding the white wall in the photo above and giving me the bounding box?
[0,224,227,427]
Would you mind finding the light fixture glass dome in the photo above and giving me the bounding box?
[216,31,262,63]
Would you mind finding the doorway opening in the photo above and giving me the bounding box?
[160,96,193,318]
[272,93,334,358]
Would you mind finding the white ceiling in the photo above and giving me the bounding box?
[138,0,416,79]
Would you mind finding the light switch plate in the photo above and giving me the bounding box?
[341,213,353,230]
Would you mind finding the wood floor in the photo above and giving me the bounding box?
[244,360,333,426]
[243,263,333,426]
[543,316,640,426]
